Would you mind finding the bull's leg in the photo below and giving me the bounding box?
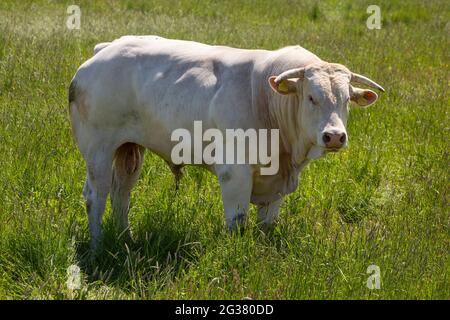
[110,143,145,237]
[83,150,113,251]
[216,164,253,232]
[257,198,283,231]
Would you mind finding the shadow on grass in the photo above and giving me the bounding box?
[75,214,203,292]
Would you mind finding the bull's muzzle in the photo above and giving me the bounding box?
[322,130,346,151]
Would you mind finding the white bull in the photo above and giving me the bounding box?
[69,35,384,249]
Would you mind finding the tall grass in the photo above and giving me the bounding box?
[0,0,448,299]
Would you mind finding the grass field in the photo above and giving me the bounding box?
[0,0,448,299]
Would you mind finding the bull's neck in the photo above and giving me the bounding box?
[267,94,311,168]
[251,66,312,170]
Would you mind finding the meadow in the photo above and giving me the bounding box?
[0,0,448,299]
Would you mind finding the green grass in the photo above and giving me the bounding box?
[0,0,448,299]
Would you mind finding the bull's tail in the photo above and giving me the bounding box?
[110,143,145,234]
[68,78,77,105]
[68,78,84,147]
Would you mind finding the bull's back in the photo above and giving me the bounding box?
[70,36,267,157]
[76,37,260,119]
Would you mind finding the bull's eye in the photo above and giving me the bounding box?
[308,95,317,105]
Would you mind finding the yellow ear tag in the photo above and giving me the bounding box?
[278,80,289,93]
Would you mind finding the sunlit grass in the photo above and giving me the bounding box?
[0,0,448,299]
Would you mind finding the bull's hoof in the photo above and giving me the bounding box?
[258,221,278,234]
[227,213,246,234]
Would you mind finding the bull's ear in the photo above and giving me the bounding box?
[350,87,378,107]
[268,76,298,95]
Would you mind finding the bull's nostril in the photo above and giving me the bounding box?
[323,133,331,144]
[340,133,346,144]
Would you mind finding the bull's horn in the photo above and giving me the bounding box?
[351,73,385,92]
[275,67,305,83]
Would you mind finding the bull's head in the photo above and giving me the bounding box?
[268,62,384,157]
